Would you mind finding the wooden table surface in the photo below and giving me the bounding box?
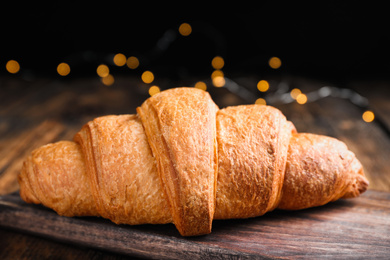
[1,75,389,259]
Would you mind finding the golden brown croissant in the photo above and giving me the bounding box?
[18,87,368,236]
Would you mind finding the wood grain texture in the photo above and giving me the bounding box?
[1,190,389,259]
[0,229,131,260]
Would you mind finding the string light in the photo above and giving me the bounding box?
[269,57,282,69]
[6,60,20,74]
[362,110,375,123]
[194,81,207,91]
[290,88,301,99]
[57,62,70,76]
[211,56,224,70]
[149,85,160,96]
[4,22,376,125]
[113,53,127,66]
[127,56,139,69]
[257,80,269,92]
[97,64,109,77]
[255,98,266,105]
[141,71,154,84]
[212,76,225,87]
[296,93,308,104]
[211,70,224,79]
[178,23,192,36]
[101,74,115,86]
[211,70,225,87]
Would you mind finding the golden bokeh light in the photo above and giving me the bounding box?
[269,56,282,69]
[179,23,192,36]
[255,98,267,105]
[6,60,20,74]
[290,88,302,99]
[211,69,224,79]
[57,62,70,76]
[101,74,115,86]
[97,64,109,77]
[194,81,207,91]
[113,53,126,66]
[212,76,225,87]
[211,56,224,70]
[127,56,139,69]
[211,70,225,87]
[149,85,160,96]
[141,70,154,84]
[362,110,375,123]
[257,80,269,92]
[296,93,308,104]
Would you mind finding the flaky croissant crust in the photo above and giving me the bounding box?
[19,87,368,236]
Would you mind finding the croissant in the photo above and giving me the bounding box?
[18,87,368,236]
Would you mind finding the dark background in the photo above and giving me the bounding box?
[1,2,389,83]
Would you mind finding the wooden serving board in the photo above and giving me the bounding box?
[1,190,389,259]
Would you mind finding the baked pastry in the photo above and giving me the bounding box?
[19,87,368,236]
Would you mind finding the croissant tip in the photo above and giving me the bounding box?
[19,159,40,204]
[358,174,369,195]
[356,164,369,195]
[342,170,369,199]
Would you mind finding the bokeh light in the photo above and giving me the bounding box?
[211,69,224,79]
[179,23,192,36]
[290,88,302,99]
[101,74,114,86]
[212,76,225,87]
[57,62,70,76]
[269,57,282,69]
[127,56,139,69]
[255,98,267,105]
[113,53,126,66]
[194,81,207,91]
[97,64,109,77]
[149,85,160,96]
[362,110,375,123]
[141,70,154,84]
[211,70,225,87]
[296,93,308,104]
[257,80,269,92]
[211,56,224,70]
[6,60,20,74]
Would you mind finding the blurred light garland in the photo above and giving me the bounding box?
[209,75,376,125]
[3,21,376,124]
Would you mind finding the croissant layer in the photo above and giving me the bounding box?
[73,114,172,225]
[19,87,368,236]
[214,105,295,219]
[137,88,218,236]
